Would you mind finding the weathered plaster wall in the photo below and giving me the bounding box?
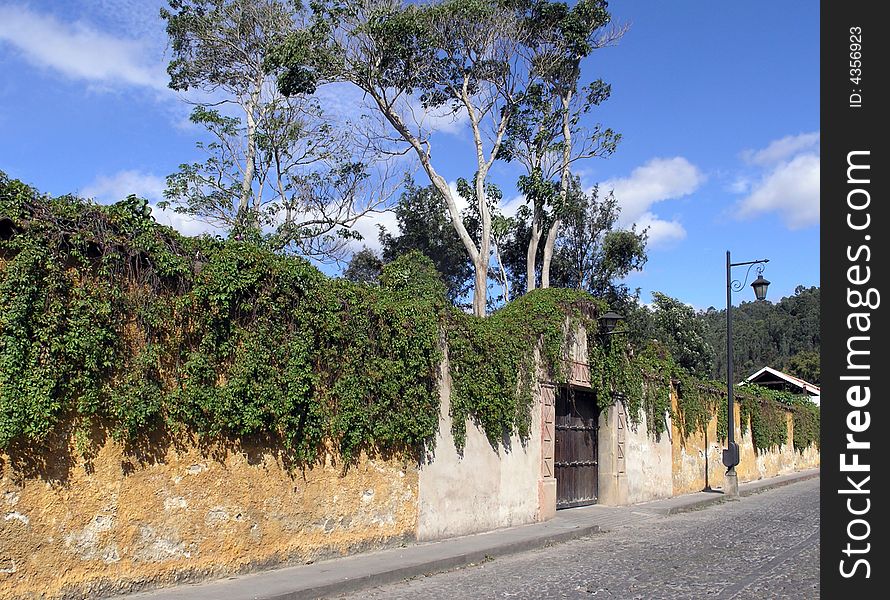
[0,434,417,600]
[624,405,673,504]
[670,398,724,496]
[671,398,820,496]
[737,412,820,479]
[416,354,542,541]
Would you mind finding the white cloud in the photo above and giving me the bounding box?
[0,5,167,91]
[81,170,166,204]
[736,153,819,229]
[635,212,686,248]
[408,99,468,136]
[728,176,750,194]
[598,156,704,247]
[500,194,527,219]
[741,131,820,166]
[348,208,399,254]
[81,170,215,237]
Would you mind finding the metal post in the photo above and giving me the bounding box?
[723,250,739,497]
[721,252,769,497]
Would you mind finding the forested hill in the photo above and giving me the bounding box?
[700,285,820,384]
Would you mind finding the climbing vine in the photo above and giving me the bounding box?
[447,289,604,449]
[0,173,820,463]
[0,174,444,463]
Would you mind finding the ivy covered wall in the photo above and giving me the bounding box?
[0,173,818,468]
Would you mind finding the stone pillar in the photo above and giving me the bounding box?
[724,469,739,497]
[597,401,628,505]
[538,383,557,520]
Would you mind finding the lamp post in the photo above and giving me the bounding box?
[723,251,770,497]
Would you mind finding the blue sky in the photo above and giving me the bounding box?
[0,1,819,310]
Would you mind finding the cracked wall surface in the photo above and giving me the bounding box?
[1,432,417,599]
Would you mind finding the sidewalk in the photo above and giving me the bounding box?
[119,468,819,600]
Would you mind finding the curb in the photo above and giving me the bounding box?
[640,468,819,515]
[280,524,602,600]
[739,468,820,497]
[645,493,728,515]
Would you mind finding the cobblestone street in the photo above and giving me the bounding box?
[337,478,820,600]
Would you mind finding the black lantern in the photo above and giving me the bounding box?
[599,311,623,334]
[750,274,770,301]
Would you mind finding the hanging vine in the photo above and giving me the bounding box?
[0,173,819,463]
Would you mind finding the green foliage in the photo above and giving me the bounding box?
[379,180,474,302]
[588,337,672,438]
[548,183,647,306]
[343,247,383,285]
[161,0,372,260]
[0,173,820,463]
[637,292,715,378]
[446,288,604,448]
[0,178,607,461]
[702,285,820,382]
[738,390,787,453]
[787,349,820,385]
[789,398,820,452]
[499,181,646,306]
[0,176,443,463]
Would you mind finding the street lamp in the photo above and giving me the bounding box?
[723,251,770,497]
[598,311,624,335]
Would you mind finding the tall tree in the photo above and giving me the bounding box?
[500,0,623,291]
[160,0,384,261]
[272,0,570,315]
[500,180,646,309]
[343,247,383,284]
[787,350,820,384]
[451,177,514,307]
[548,182,647,306]
[643,292,715,377]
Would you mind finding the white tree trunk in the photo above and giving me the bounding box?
[541,217,559,288]
[526,218,541,292]
[541,91,574,289]
[239,84,263,229]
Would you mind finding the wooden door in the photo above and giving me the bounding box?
[554,387,599,509]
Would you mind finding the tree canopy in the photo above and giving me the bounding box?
[270,0,623,314]
[160,0,384,261]
[701,285,820,383]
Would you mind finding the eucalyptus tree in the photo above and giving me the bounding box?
[343,247,383,284]
[271,0,535,315]
[160,0,384,261]
[501,0,623,290]
[647,292,715,378]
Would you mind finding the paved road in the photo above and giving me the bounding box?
[335,478,820,600]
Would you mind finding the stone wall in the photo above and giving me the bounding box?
[415,354,543,541]
[0,328,822,599]
[1,432,417,599]
[1,347,550,598]
[671,398,820,496]
[624,403,674,504]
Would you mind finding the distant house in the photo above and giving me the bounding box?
[743,366,820,406]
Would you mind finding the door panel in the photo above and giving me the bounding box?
[554,387,598,509]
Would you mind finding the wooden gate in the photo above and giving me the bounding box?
[555,387,599,509]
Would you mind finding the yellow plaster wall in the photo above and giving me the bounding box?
[0,432,417,600]
[671,397,819,496]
